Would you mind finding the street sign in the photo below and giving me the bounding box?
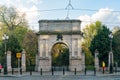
[16,53,21,58]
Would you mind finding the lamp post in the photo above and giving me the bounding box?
[109,33,113,73]
[2,33,9,75]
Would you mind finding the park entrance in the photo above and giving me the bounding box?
[36,20,84,71]
[51,42,69,71]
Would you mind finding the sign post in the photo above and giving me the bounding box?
[16,53,21,76]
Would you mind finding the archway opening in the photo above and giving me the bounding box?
[51,42,69,71]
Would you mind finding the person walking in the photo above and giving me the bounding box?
[0,64,3,74]
[102,61,105,74]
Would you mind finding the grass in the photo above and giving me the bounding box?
[86,66,95,70]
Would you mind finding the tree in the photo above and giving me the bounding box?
[22,31,37,69]
[90,25,111,66]
[13,26,28,47]
[0,6,28,31]
[0,42,5,66]
[0,5,30,68]
[82,21,102,66]
[0,34,22,67]
[113,30,120,66]
[7,35,22,67]
[112,26,120,34]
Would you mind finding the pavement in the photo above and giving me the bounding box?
[0,71,120,80]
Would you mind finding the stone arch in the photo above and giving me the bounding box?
[50,42,70,70]
[48,40,72,56]
[36,20,84,71]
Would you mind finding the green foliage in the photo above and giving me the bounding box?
[0,5,31,68]
[0,34,22,67]
[82,21,102,66]
[89,25,111,66]
[0,43,5,66]
[7,35,22,53]
[52,43,69,66]
[85,51,94,66]
[83,21,102,47]
[86,65,95,70]
[113,30,120,66]
[13,26,28,47]
[7,35,22,67]
[22,31,37,68]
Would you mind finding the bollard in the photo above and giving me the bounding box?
[109,64,113,74]
[40,68,42,76]
[115,66,117,73]
[94,67,96,76]
[30,70,32,76]
[12,68,14,75]
[74,68,76,75]
[52,68,54,76]
[63,68,65,75]
[85,68,86,75]
[20,68,22,75]
[115,62,117,73]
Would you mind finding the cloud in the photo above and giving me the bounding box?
[0,0,42,7]
[92,8,113,21]
[17,5,40,31]
[27,0,42,5]
[25,6,39,31]
[78,8,120,30]
[16,0,21,2]
[0,0,42,31]
[78,15,91,30]
[0,0,40,31]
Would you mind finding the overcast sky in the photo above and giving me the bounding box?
[0,0,120,31]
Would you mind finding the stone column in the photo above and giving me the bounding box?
[82,51,85,71]
[35,53,39,71]
[7,51,12,72]
[71,38,74,57]
[95,49,99,71]
[21,49,26,71]
[108,51,114,71]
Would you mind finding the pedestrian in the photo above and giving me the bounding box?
[102,61,105,74]
[0,64,2,73]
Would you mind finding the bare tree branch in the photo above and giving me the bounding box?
[0,6,28,31]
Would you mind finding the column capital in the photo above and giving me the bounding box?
[22,49,26,54]
[7,50,11,54]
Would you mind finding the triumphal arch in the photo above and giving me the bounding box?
[36,20,85,71]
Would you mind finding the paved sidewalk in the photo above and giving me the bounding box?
[0,75,120,80]
[0,71,120,77]
[0,71,120,80]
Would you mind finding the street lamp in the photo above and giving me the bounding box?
[2,33,9,75]
[109,33,113,52]
[108,32,113,73]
